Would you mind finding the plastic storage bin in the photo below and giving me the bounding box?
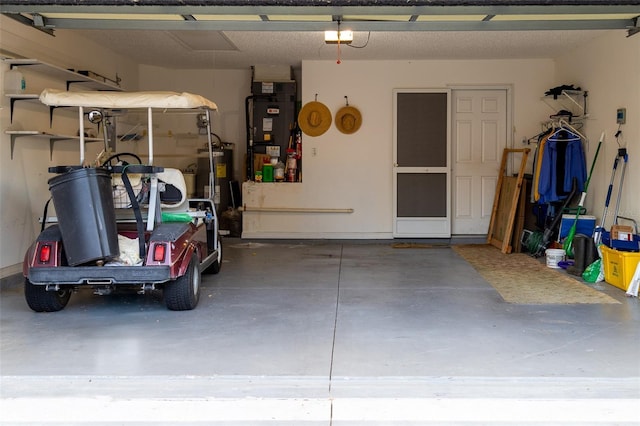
[600,229,640,252]
[48,167,119,266]
[601,245,640,291]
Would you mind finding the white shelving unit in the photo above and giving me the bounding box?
[4,58,121,91]
[542,89,588,119]
[3,58,121,159]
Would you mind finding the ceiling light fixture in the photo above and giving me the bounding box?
[324,29,353,44]
[325,20,352,64]
[325,18,353,44]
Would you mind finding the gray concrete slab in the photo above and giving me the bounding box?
[1,239,639,424]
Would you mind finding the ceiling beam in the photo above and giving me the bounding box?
[0,0,639,5]
[3,12,55,35]
[629,16,640,36]
[2,2,638,33]
[13,16,635,32]
[1,4,639,16]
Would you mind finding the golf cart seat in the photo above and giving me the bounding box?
[112,167,188,210]
[157,168,188,210]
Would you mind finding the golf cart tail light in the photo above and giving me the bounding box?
[153,244,166,262]
[39,244,52,263]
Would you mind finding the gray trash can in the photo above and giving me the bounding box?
[48,167,119,266]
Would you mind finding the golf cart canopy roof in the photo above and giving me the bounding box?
[39,88,218,110]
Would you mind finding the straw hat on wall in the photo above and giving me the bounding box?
[335,104,362,134]
[298,100,332,137]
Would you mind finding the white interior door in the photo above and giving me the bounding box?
[451,89,508,235]
[393,89,451,238]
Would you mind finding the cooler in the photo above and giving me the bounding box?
[558,214,596,239]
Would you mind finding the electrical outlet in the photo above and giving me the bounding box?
[312,147,317,157]
[617,108,626,124]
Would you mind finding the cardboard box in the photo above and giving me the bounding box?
[611,224,634,241]
[601,245,640,291]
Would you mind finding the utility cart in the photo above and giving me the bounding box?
[22,89,223,312]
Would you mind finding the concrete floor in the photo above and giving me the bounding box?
[1,239,639,425]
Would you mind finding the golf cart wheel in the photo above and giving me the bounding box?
[165,253,200,311]
[24,278,71,312]
[208,238,222,275]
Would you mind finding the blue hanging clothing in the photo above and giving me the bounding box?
[537,129,586,203]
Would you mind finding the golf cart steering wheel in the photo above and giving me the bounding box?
[101,152,143,169]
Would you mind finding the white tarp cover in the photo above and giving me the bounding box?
[39,88,218,110]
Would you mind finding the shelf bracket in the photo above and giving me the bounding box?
[9,134,19,160]
[49,106,57,127]
[6,133,61,160]
[10,97,17,123]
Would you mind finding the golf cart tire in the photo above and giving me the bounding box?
[24,278,71,312]
[165,253,200,311]
[206,239,222,275]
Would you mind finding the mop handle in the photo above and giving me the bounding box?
[564,131,605,254]
[613,151,628,224]
[576,131,604,211]
[584,131,605,193]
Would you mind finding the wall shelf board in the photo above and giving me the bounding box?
[5,130,102,160]
[4,59,122,92]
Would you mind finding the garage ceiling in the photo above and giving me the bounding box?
[2,0,639,69]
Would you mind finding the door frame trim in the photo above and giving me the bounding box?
[392,88,452,238]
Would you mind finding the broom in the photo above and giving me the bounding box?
[563,131,605,257]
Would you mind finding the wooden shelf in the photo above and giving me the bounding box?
[5,130,102,160]
[4,59,122,91]
[4,58,123,125]
[3,58,120,159]
[4,94,39,100]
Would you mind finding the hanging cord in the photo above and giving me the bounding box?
[347,31,370,49]
[336,20,342,64]
[614,124,623,147]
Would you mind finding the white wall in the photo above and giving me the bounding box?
[136,65,251,181]
[0,18,252,273]
[0,17,139,274]
[242,58,557,238]
[555,30,639,226]
[244,31,639,239]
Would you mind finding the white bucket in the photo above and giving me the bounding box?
[545,248,566,269]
